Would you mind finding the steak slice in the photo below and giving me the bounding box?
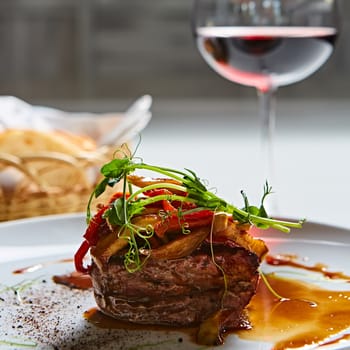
[90,219,267,345]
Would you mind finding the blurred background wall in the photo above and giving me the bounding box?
[0,0,348,104]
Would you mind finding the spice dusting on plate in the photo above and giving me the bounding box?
[0,279,189,350]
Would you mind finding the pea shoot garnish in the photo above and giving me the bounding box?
[74,151,304,274]
[88,154,302,230]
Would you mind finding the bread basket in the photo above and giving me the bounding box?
[0,96,152,221]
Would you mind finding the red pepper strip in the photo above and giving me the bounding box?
[143,188,197,211]
[75,192,125,273]
[108,192,125,204]
[84,192,126,245]
[74,240,91,273]
[83,205,108,245]
[143,188,178,212]
[171,201,197,210]
[154,209,214,237]
[162,199,177,212]
[143,188,173,197]
[75,206,108,274]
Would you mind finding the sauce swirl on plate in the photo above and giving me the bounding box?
[237,273,350,349]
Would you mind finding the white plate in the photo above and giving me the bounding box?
[0,215,350,350]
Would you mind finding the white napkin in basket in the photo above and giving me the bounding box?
[0,95,152,146]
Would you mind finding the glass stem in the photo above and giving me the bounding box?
[257,87,278,213]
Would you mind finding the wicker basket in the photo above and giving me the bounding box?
[0,146,127,221]
[0,95,152,221]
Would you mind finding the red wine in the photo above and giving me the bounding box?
[196,27,337,91]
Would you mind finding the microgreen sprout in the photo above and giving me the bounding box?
[0,339,37,348]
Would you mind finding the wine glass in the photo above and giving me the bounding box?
[192,0,339,211]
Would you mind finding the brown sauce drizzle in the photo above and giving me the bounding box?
[52,271,92,290]
[237,274,350,349]
[12,258,93,290]
[265,254,350,280]
[13,258,73,274]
